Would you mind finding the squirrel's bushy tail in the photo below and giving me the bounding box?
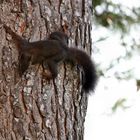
[68,47,98,94]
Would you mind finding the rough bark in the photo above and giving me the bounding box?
[0,0,92,140]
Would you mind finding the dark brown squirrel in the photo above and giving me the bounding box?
[3,24,98,94]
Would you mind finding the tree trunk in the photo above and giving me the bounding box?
[0,0,92,140]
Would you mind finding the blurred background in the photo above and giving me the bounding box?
[85,0,140,139]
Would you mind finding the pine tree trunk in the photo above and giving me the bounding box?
[0,0,92,140]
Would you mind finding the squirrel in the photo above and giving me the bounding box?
[2,24,98,94]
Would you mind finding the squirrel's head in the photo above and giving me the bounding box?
[49,31,69,46]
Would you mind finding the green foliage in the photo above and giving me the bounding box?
[93,0,103,8]
[112,98,130,113]
[93,0,139,33]
[93,0,140,85]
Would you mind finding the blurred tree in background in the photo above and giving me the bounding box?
[92,0,140,111]
[93,0,140,79]
[93,0,140,32]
